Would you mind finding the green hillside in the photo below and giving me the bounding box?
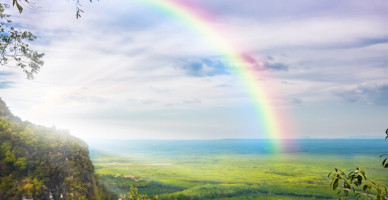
[0,98,117,200]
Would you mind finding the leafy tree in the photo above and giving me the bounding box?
[328,129,388,200]
[9,0,92,19]
[74,0,95,19]
[0,98,117,199]
[120,186,159,200]
[1,0,93,79]
[0,1,44,79]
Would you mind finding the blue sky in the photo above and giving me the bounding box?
[0,0,387,139]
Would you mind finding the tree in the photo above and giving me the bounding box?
[74,0,94,19]
[1,0,92,79]
[0,1,44,79]
[0,98,117,199]
[328,129,388,200]
[120,186,159,200]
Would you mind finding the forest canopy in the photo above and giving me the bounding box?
[0,98,116,199]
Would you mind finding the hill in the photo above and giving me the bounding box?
[0,98,117,199]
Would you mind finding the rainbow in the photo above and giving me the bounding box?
[141,0,293,152]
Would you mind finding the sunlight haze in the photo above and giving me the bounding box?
[1,0,387,139]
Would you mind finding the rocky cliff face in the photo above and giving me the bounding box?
[0,98,117,200]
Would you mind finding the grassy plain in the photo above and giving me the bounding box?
[92,150,388,199]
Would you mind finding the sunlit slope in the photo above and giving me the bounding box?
[0,99,116,199]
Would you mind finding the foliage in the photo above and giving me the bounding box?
[74,0,95,19]
[99,174,146,194]
[1,0,94,79]
[328,167,387,199]
[0,2,44,79]
[0,98,117,199]
[120,186,159,200]
[380,129,388,169]
[10,0,93,19]
[328,129,388,200]
[99,174,184,195]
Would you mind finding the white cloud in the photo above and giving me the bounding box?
[1,0,387,139]
[223,16,388,51]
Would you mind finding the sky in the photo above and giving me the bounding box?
[0,0,387,140]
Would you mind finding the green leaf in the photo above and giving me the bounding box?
[343,180,350,189]
[363,184,368,191]
[337,190,341,195]
[366,182,372,190]
[15,1,23,13]
[333,179,339,190]
[359,168,366,178]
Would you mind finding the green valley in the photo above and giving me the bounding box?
[91,147,388,199]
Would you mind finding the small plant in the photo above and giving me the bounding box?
[328,129,388,200]
[328,167,387,199]
[120,186,158,200]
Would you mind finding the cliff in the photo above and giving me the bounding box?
[0,98,117,200]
